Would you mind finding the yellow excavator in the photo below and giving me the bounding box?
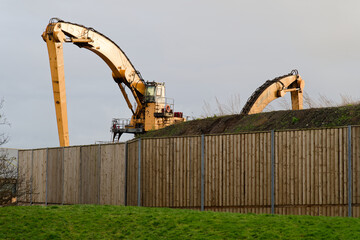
[42,18,185,147]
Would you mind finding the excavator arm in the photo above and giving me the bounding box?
[241,70,304,115]
[42,18,147,146]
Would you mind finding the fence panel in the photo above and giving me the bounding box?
[17,150,32,202]
[32,149,47,203]
[138,136,202,209]
[275,128,349,216]
[100,144,126,205]
[79,145,100,204]
[142,138,170,207]
[204,132,271,213]
[47,148,64,204]
[63,146,81,204]
[126,140,139,206]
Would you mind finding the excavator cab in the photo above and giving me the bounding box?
[145,83,156,103]
[144,82,170,117]
[145,82,165,103]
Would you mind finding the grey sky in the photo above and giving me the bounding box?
[1,0,360,149]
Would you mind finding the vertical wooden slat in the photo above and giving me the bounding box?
[290,131,294,206]
[274,131,280,213]
[216,135,221,208]
[265,132,270,210]
[329,129,335,207]
[244,134,249,207]
[254,133,259,207]
[148,138,153,207]
[319,129,324,213]
[251,134,256,208]
[339,129,344,206]
[314,130,320,211]
[161,138,166,207]
[286,131,291,207]
[298,131,303,207]
[235,134,240,207]
[270,130,275,213]
[325,129,330,206]
[229,135,234,208]
[241,134,246,207]
[300,130,306,207]
[209,135,214,207]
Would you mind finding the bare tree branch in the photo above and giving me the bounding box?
[0,99,32,206]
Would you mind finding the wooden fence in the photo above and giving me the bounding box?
[18,144,126,205]
[18,126,360,217]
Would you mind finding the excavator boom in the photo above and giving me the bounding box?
[241,70,304,115]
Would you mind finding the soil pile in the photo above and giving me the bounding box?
[142,104,360,138]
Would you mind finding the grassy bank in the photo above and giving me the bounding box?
[1,205,360,239]
[142,104,360,138]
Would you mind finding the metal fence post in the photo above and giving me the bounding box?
[348,125,352,217]
[62,147,65,205]
[201,134,205,211]
[79,147,82,204]
[271,130,275,214]
[124,142,128,206]
[189,138,192,207]
[138,138,141,207]
[30,150,34,205]
[45,148,49,206]
[16,150,19,198]
[97,144,101,205]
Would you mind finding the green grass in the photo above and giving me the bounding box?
[1,205,360,239]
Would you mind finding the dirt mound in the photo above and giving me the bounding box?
[142,104,360,138]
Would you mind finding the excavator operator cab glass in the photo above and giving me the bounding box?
[145,85,156,103]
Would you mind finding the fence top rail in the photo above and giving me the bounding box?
[18,142,126,152]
